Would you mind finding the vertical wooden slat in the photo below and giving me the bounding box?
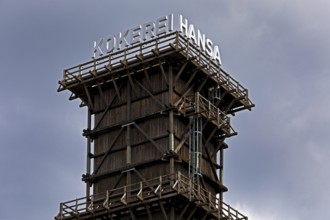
[86,110,92,199]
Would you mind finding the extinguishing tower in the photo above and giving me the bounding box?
[56,14,254,220]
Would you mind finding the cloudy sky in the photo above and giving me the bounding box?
[1,0,329,219]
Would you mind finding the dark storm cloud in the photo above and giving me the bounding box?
[0,0,329,219]
[217,1,330,219]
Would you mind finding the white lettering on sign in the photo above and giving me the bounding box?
[92,14,222,65]
[178,15,222,65]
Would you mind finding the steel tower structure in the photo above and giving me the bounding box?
[56,28,254,220]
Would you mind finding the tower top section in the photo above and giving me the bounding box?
[58,14,254,112]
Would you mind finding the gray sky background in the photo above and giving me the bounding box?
[0,0,329,219]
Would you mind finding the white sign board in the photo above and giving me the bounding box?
[92,14,222,65]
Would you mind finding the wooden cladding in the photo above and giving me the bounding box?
[59,50,253,198]
[90,61,225,195]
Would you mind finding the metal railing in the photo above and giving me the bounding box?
[59,32,177,88]
[178,92,236,136]
[174,173,248,220]
[173,34,249,103]
[58,32,253,109]
[56,172,247,220]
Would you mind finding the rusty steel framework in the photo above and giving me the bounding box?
[56,31,254,220]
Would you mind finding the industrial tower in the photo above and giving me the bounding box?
[56,17,254,220]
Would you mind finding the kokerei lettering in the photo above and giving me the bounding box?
[92,14,222,65]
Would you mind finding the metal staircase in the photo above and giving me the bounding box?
[189,117,203,184]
